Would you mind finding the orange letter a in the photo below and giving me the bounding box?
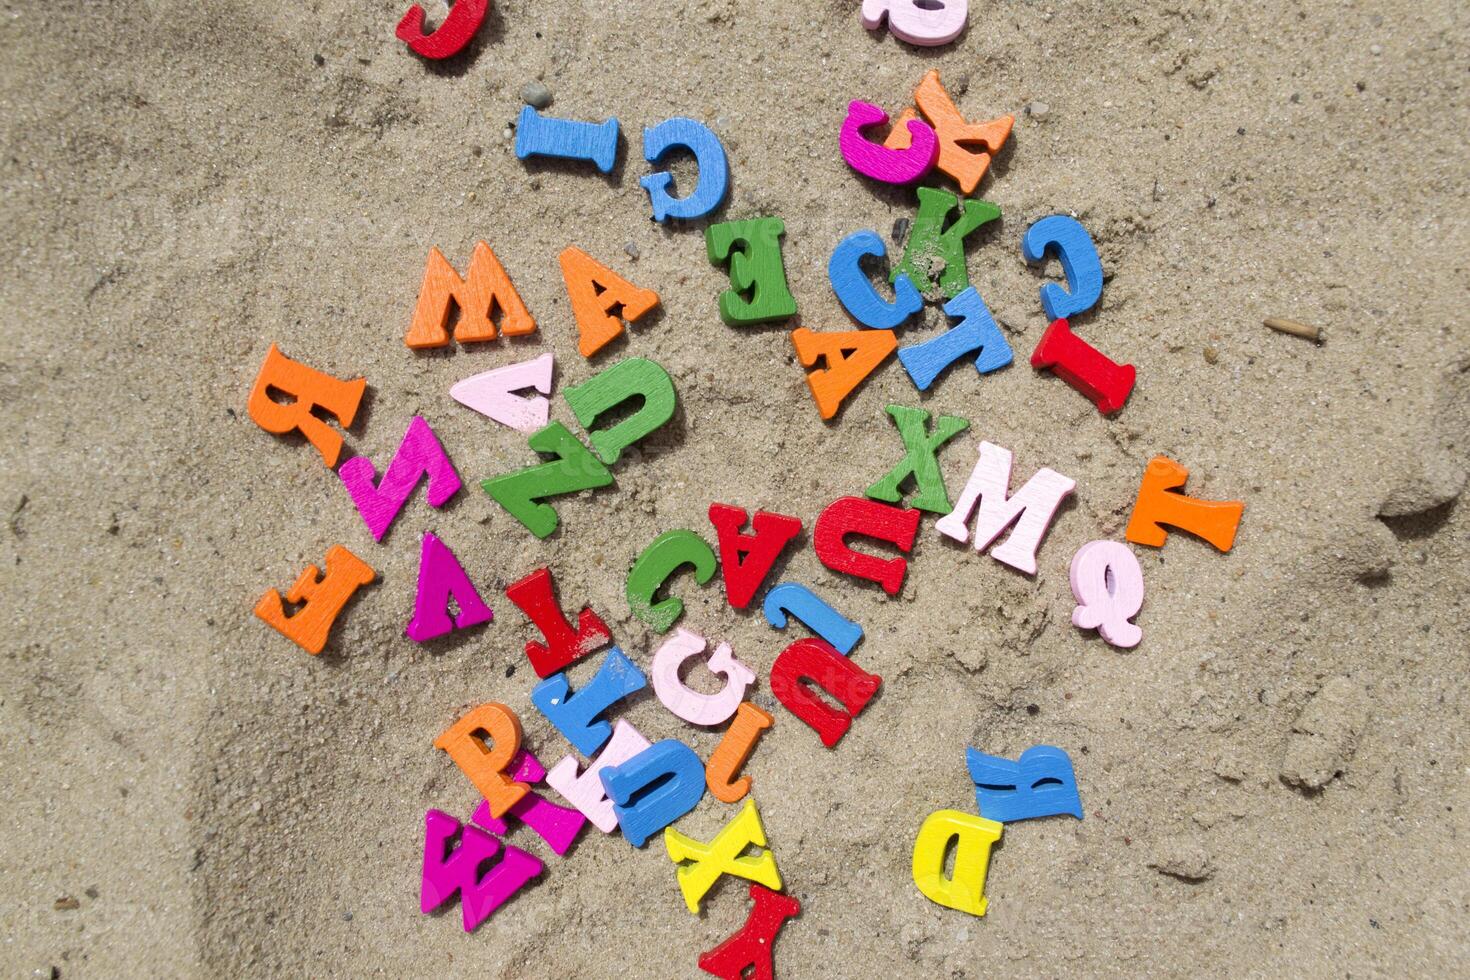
[559,246,660,358]
[405,241,536,349]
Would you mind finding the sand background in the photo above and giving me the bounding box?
[2,0,1467,976]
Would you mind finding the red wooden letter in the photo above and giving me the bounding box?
[769,638,881,748]
[708,503,803,609]
[698,884,801,980]
[1030,318,1136,415]
[504,567,612,678]
[812,496,921,596]
[396,0,488,60]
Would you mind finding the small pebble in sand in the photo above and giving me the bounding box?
[54,896,80,911]
[891,217,910,244]
[521,81,553,109]
[1203,346,1219,364]
[1027,101,1050,119]
[624,242,640,260]
[1370,44,1383,56]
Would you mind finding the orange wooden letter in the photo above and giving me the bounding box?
[706,702,774,804]
[790,327,897,420]
[558,246,661,358]
[254,545,375,654]
[405,242,535,349]
[884,70,1013,195]
[434,702,531,819]
[246,344,366,468]
[1125,455,1244,552]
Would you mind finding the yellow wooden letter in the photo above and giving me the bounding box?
[911,809,1003,917]
[663,798,781,914]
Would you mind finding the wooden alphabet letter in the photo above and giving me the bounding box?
[246,344,365,468]
[433,702,530,819]
[705,702,775,804]
[559,247,660,358]
[396,0,488,60]
[911,809,1002,917]
[708,504,803,610]
[505,566,612,677]
[769,637,881,748]
[651,628,756,727]
[626,529,718,633]
[562,357,676,465]
[254,545,375,654]
[405,532,493,644]
[705,218,798,326]
[404,242,534,349]
[935,441,1075,575]
[790,326,898,421]
[480,422,613,539]
[839,100,939,185]
[420,809,542,933]
[813,496,921,596]
[338,414,461,541]
[1125,455,1244,552]
[664,799,781,915]
[865,404,970,514]
[698,884,801,980]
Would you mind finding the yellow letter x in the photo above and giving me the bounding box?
[663,798,782,914]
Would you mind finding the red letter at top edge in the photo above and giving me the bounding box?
[698,884,801,980]
[708,504,803,610]
[1030,318,1135,415]
[505,567,612,678]
[396,0,488,60]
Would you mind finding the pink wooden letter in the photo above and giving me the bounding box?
[651,628,756,727]
[339,415,460,541]
[545,719,651,833]
[420,809,542,932]
[839,100,939,185]
[472,750,587,856]
[1069,540,1144,649]
[861,0,969,46]
[450,352,555,434]
[935,441,1075,575]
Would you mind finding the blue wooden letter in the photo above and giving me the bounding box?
[515,106,620,173]
[531,647,647,756]
[1021,215,1103,321]
[897,286,1012,391]
[762,582,864,655]
[600,739,706,847]
[828,230,923,330]
[966,745,1083,823]
[639,117,729,222]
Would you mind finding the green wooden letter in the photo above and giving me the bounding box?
[865,404,971,513]
[705,217,798,326]
[625,529,718,633]
[480,422,613,539]
[564,357,677,466]
[892,188,1000,299]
